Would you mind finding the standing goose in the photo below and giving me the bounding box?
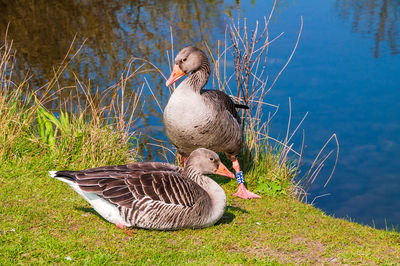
[163,46,260,199]
[50,148,233,230]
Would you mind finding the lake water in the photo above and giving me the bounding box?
[247,0,400,230]
[1,0,399,229]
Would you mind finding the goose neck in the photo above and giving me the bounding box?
[183,166,214,191]
[183,165,226,226]
[182,59,211,93]
[183,166,204,185]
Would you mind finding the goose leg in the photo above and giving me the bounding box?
[231,160,261,199]
[116,222,136,236]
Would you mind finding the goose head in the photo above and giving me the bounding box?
[185,148,235,178]
[166,46,207,86]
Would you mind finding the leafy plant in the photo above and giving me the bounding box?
[36,103,57,149]
[35,99,83,150]
[256,179,285,196]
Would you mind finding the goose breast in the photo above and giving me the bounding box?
[164,88,242,155]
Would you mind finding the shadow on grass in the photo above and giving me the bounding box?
[75,206,108,222]
[75,205,245,227]
[210,174,232,185]
[216,205,248,225]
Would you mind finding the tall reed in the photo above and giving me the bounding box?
[0,32,35,161]
[205,1,339,200]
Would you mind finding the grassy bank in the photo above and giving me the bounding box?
[1,156,400,264]
[1,29,400,265]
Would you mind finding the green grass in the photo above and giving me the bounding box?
[1,155,400,264]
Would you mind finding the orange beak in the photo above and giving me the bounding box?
[166,64,186,86]
[215,162,235,179]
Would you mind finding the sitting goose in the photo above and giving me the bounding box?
[49,148,233,230]
[163,46,260,199]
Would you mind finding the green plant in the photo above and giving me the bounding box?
[36,102,57,149]
[256,179,285,196]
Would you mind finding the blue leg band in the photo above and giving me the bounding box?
[236,171,244,184]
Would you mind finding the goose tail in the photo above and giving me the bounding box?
[49,170,102,206]
[49,171,78,189]
[49,170,129,227]
[234,103,249,109]
[49,170,77,183]
[49,171,58,178]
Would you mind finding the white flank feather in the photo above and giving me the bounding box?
[49,170,130,227]
[48,171,57,178]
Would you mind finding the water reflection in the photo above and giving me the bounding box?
[334,0,400,58]
[0,0,230,85]
[0,0,233,159]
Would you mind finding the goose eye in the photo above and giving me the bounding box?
[209,157,214,161]
[182,58,187,62]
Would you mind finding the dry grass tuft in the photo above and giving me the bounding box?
[0,30,34,161]
[0,33,142,167]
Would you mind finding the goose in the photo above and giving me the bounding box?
[163,46,261,199]
[49,148,234,230]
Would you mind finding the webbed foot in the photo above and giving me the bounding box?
[232,183,261,199]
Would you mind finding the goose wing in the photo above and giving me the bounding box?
[55,166,204,209]
[201,89,247,124]
[68,162,181,174]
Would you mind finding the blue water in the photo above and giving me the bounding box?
[233,0,400,229]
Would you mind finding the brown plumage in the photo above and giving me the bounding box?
[50,148,231,230]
